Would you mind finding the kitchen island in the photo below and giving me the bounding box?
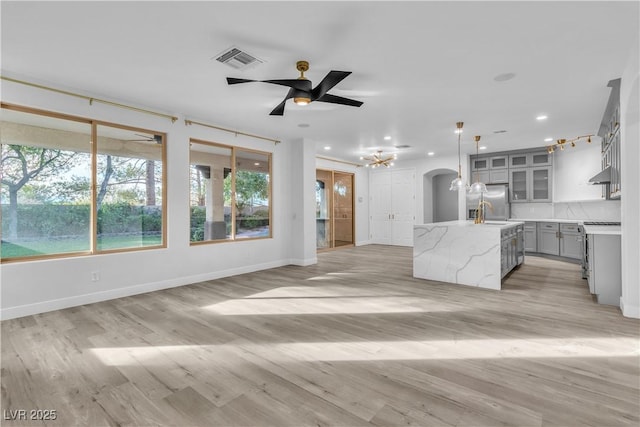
[413,220,525,290]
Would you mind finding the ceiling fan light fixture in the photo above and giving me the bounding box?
[294,97,311,105]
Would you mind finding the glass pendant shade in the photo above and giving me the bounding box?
[469,180,488,194]
[450,121,467,191]
[449,176,468,191]
[468,134,487,194]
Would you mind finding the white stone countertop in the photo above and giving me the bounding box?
[434,220,524,230]
[508,218,584,223]
[582,225,622,235]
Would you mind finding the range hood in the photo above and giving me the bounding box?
[588,166,611,184]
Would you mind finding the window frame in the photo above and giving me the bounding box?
[1,103,167,263]
[189,138,272,245]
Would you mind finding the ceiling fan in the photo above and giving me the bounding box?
[226,60,363,116]
[360,150,397,168]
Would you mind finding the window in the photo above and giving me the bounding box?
[96,124,165,251]
[189,140,271,243]
[0,104,166,262]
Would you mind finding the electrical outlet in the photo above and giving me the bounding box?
[91,271,100,282]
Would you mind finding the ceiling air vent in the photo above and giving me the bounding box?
[214,46,263,70]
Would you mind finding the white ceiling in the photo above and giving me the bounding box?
[2,1,638,164]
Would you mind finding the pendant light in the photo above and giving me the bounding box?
[449,122,469,191]
[469,135,488,194]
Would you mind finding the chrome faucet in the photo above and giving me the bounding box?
[474,200,493,224]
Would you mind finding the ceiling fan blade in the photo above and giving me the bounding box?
[269,88,295,116]
[226,77,256,85]
[227,77,311,92]
[262,79,312,91]
[311,71,351,99]
[314,93,363,107]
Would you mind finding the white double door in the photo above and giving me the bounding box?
[370,168,415,246]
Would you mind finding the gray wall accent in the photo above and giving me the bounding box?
[432,172,458,222]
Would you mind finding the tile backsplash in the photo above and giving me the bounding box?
[510,200,621,221]
[554,200,621,221]
[510,203,553,219]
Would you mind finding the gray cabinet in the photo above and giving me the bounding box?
[535,222,582,258]
[537,222,559,255]
[559,223,583,259]
[472,149,553,199]
[509,152,552,168]
[524,222,537,252]
[471,157,489,171]
[531,166,552,202]
[510,166,552,203]
[586,233,621,306]
[597,78,621,200]
[501,224,524,278]
[490,156,508,169]
[489,168,508,184]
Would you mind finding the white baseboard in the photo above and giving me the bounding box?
[620,298,640,319]
[289,257,317,266]
[1,259,291,321]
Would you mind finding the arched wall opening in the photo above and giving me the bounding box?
[423,168,459,223]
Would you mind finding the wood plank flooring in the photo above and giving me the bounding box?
[2,245,639,426]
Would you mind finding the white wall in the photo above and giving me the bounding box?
[620,37,640,318]
[553,141,604,202]
[0,80,300,319]
[289,140,317,266]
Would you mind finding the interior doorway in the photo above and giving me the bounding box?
[423,169,459,223]
[316,169,355,250]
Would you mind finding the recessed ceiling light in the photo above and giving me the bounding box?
[323,146,331,150]
[384,136,392,140]
[454,129,463,134]
[427,152,435,156]
[536,115,548,121]
[494,72,516,82]
[544,137,553,142]
[298,123,310,128]
[479,146,487,150]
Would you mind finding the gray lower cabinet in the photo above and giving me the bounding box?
[537,222,559,255]
[587,233,621,306]
[535,222,582,259]
[501,224,524,278]
[523,222,537,252]
[559,224,583,259]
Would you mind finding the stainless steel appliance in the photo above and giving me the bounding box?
[467,184,510,220]
[581,221,621,279]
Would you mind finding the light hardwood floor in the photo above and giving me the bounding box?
[2,245,639,426]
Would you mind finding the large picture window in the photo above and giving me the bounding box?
[96,125,164,251]
[189,140,271,243]
[0,104,166,262]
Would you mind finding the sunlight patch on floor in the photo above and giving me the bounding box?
[267,337,640,361]
[202,296,457,315]
[91,337,639,366]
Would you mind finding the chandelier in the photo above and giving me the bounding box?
[360,150,397,168]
